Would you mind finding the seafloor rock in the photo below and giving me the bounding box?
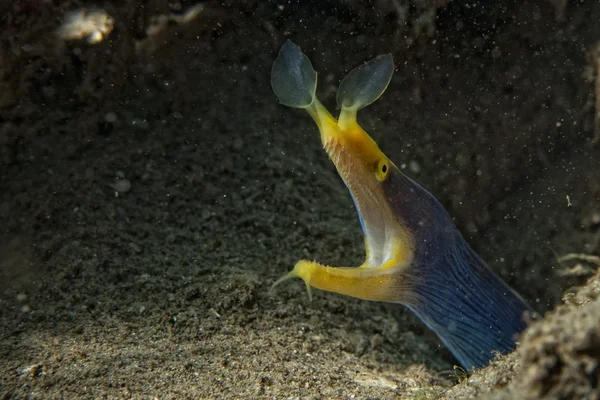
[514,269,600,399]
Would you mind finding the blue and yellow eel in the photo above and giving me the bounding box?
[270,40,532,372]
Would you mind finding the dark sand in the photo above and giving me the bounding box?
[1,1,599,398]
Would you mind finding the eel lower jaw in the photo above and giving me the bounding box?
[274,257,415,303]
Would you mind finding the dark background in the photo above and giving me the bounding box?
[1,0,599,398]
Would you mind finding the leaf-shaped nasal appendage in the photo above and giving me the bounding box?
[336,54,394,111]
[271,40,317,109]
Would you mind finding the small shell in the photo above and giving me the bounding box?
[109,179,131,194]
[57,9,114,44]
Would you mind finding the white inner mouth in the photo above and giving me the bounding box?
[325,139,395,269]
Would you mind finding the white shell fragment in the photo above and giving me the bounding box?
[57,9,114,44]
[109,179,131,197]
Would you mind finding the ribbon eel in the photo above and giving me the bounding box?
[270,40,532,372]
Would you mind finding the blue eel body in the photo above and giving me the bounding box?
[385,169,532,370]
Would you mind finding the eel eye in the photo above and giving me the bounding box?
[375,159,388,181]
